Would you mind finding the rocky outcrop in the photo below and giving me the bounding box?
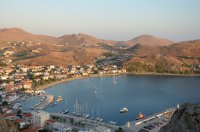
[160,103,200,132]
[0,113,18,132]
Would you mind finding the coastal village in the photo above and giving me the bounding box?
[0,41,198,132]
[1,0,200,131]
[0,57,128,132]
[0,57,177,132]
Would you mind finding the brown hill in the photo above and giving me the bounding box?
[2,27,199,70]
[125,40,200,73]
[58,33,116,46]
[0,28,57,44]
[16,46,106,66]
[127,35,175,47]
[0,28,175,48]
[160,40,200,57]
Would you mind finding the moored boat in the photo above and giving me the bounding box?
[120,107,128,113]
[56,96,63,102]
[109,121,117,125]
[136,112,145,120]
[61,109,69,114]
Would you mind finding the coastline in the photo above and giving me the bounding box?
[37,72,200,91]
[37,73,121,91]
[127,72,200,77]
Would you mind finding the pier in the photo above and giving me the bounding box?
[124,108,176,132]
[33,95,54,110]
[50,112,126,132]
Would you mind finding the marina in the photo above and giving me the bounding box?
[43,75,200,125]
[20,74,200,126]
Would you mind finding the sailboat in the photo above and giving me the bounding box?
[109,121,117,125]
[91,108,94,120]
[85,103,89,118]
[94,87,97,95]
[72,104,76,115]
[96,109,103,122]
[113,76,117,84]
[61,98,69,114]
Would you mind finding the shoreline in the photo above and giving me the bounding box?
[37,73,121,90]
[37,72,200,91]
[127,72,200,77]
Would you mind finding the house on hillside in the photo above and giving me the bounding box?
[3,50,14,57]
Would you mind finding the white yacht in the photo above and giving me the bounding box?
[61,109,69,114]
[120,107,128,113]
[109,121,117,125]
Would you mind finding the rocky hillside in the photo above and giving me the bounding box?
[124,40,200,73]
[0,113,18,132]
[160,103,200,132]
[1,27,200,69]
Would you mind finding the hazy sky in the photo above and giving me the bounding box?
[0,0,200,41]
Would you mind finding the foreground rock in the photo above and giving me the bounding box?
[160,103,200,132]
[0,113,18,132]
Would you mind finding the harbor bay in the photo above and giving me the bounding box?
[22,74,200,125]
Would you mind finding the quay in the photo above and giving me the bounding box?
[123,107,176,132]
[33,95,54,110]
[50,112,129,132]
[30,107,177,132]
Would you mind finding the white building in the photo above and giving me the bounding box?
[32,110,50,127]
[0,75,8,80]
[52,122,72,132]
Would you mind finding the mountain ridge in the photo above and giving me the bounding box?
[0,27,175,47]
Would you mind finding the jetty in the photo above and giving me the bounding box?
[123,107,176,131]
[33,95,54,110]
[50,112,120,131]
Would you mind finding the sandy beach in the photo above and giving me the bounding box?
[37,73,121,90]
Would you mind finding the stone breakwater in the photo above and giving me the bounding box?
[33,95,54,110]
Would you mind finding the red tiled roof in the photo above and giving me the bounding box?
[4,113,16,118]
[13,119,26,123]
[22,126,41,132]
[23,113,33,118]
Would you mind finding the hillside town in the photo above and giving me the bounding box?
[0,59,128,132]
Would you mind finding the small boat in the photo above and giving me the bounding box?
[113,76,117,84]
[50,102,57,107]
[120,107,128,113]
[99,118,103,122]
[109,121,117,125]
[61,109,69,114]
[136,112,145,120]
[56,96,63,102]
[96,117,103,122]
[94,87,97,95]
[85,114,89,118]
